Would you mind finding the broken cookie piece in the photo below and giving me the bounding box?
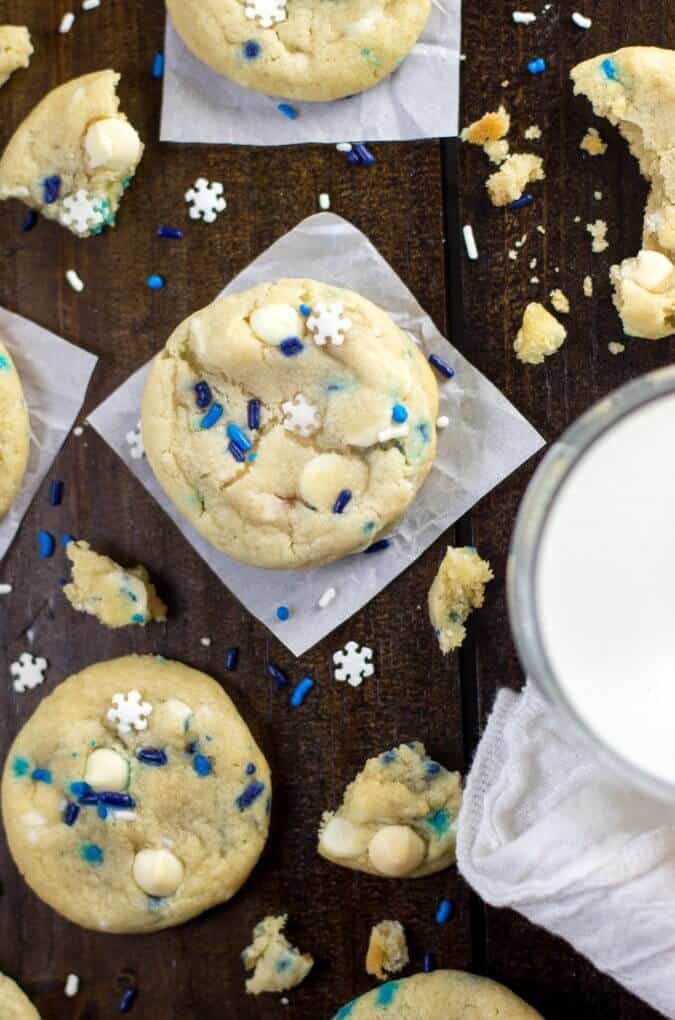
[550,288,570,314]
[63,540,167,628]
[0,26,33,87]
[514,302,567,365]
[366,920,410,981]
[242,915,314,995]
[580,126,607,155]
[428,546,493,653]
[486,153,545,207]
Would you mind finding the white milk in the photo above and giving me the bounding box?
[535,392,675,785]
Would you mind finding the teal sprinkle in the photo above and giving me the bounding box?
[276,957,291,973]
[247,452,257,462]
[601,58,619,80]
[380,750,397,764]
[80,843,104,865]
[148,896,164,911]
[376,982,400,1007]
[0,355,10,371]
[121,584,139,602]
[131,612,146,623]
[334,1003,356,1020]
[121,175,133,191]
[360,47,380,66]
[13,757,30,778]
[425,808,450,836]
[416,421,431,443]
[363,521,376,534]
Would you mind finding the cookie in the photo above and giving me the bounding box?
[428,545,493,652]
[0,973,40,1020]
[318,742,462,878]
[331,970,543,1019]
[1,655,271,933]
[166,0,431,102]
[572,47,675,339]
[0,70,143,237]
[141,279,439,570]
[0,26,33,87]
[63,540,167,628]
[365,920,409,981]
[242,914,314,994]
[0,340,30,520]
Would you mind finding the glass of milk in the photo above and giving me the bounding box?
[508,364,675,799]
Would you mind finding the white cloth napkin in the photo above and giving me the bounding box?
[457,681,675,1020]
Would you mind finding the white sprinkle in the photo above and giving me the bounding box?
[378,424,409,443]
[59,12,75,32]
[111,809,137,821]
[318,587,337,609]
[536,224,546,235]
[82,0,100,7]
[529,257,538,269]
[594,190,603,200]
[200,636,212,647]
[515,233,528,249]
[512,10,536,23]
[462,224,479,260]
[65,269,84,292]
[26,628,35,644]
[336,142,352,152]
[530,276,540,284]
[319,192,331,210]
[281,998,289,1006]
[73,425,84,436]
[573,215,581,223]
[64,974,80,998]
[0,583,12,595]
[436,415,449,429]
[572,11,592,29]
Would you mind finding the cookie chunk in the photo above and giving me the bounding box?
[486,153,544,206]
[166,0,431,103]
[0,340,30,520]
[63,541,167,628]
[1,655,270,933]
[0,70,143,237]
[365,920,409,981]
[331,970,543,1020]
[428,546,493,654]
[0,26,33,87]
[514,303,567,365]
[0,973,40,1020]
[242,914,314,995]
[572,47,675,339]
[318,742,462,878]
[141,279,439,570]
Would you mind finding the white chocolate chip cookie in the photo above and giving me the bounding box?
[1,655,270,933]
[0,26,33,88]
[242,914,314,994]
[166,0,431,102]
[0,70,143,237]
[318,742,462,878]
[0,973,40,1020]
[0,340,30,520]
[63,540,167,628]
[572,47,675,339]
[141,279,438,570]
[428,545,493,653]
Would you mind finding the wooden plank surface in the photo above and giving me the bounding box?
[0,0,672,1016]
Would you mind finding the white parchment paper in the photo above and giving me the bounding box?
[89,213,544,656]
[0,307,98,561]
[160,1,461,145]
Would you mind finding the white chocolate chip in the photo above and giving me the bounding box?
[162,698,192,733]
[133,848,184,897]
[320,816,372,859]
[299,453,368,512]
[620,249,675,293]
[84,118,142,171]
[368,825,426,877]
[21,810,47,827]
[249,304,305,346]
[84,748,129,792]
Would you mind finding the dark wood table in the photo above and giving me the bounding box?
[1,1,673,1016]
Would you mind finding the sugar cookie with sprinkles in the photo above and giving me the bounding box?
[318,742,462,878]
[0,973,40,1020]
[0,70,143,237]
[165,0,431,102]
[1,655,270,933]
[331,970,543,1019]
[141,279,439,570]
[0,340,30,520]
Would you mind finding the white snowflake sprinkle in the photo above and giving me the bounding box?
[333,641,374,688]
[244,0,287,28]
[59,190,105,235]
[307,302,352,347]
[185,178,227,223]
[282,394,321,437]
[11,653,48,693]
[125,421,144,460]
[107,690,153,736]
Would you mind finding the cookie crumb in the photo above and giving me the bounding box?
[428,546,493,653]
[580,127,607,156]
[586,218,609,253]
[461,106,510,147]
[524,124,542,140]
[242,915,314,995]
[514,303,567,365]
[608,341,625,355]
[487,153,544,207]
[550,288,570,314]
[594,190,603,200]
[583,275,594,297]
[366,920,409,981]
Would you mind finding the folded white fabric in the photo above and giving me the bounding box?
[457,681,675,1019]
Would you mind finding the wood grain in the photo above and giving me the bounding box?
[0,0,672,1016]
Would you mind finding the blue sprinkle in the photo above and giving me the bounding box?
[64,802,80,826]
[364,538,390,554]
[423,951,436,973]
[78,791,100,806]
[236,779,265,810]
[277,102,298,120]
[200,402,224,429]
[100,792,135,807]
[61,534,74,546]
[13,757,30,778]
[428,353,455,379]
[279,337,304,357]
[508,193,534,209]
[229,439,247,462]
[601,57,619,80]
[290,676,314,707]
[157,226,183,239]
[245,762,256,775]
[151,52,164,79]
[119,986,138,1013]
[43,175,61,204]
[247,399,261,430]
[185,740,198,755]
[299,303,311,317]
[426,761,442,776]
[416,422,431,444]
[266,662,288,687]
[435,898,452,924]
[49,479,63,506]
[194,380,212,408]
[426,808,449,835]
[376,982,399,1006]
[80,842,104,865]
[276,605,290,621]
[97,802,108,820]
[38,530,55,558]
[137,747,168,766]
[243,39,261,60]
[353,143,376,166]
[225,647,239,671]
[31,768,52,784]
[69,780,91,798]
[193,753,211,777]
[247,452,257,462]
[363,521,376,533]
[277,957,291,973]
[335,1004,356,1020]
[392,403,408,423]
[380,750,397,764]
[332,489,352,514]
[346,150,361,165]
[227,423,252,451]
[147,274,165,290]
[21,210,38,232]
[528,57,547,75]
